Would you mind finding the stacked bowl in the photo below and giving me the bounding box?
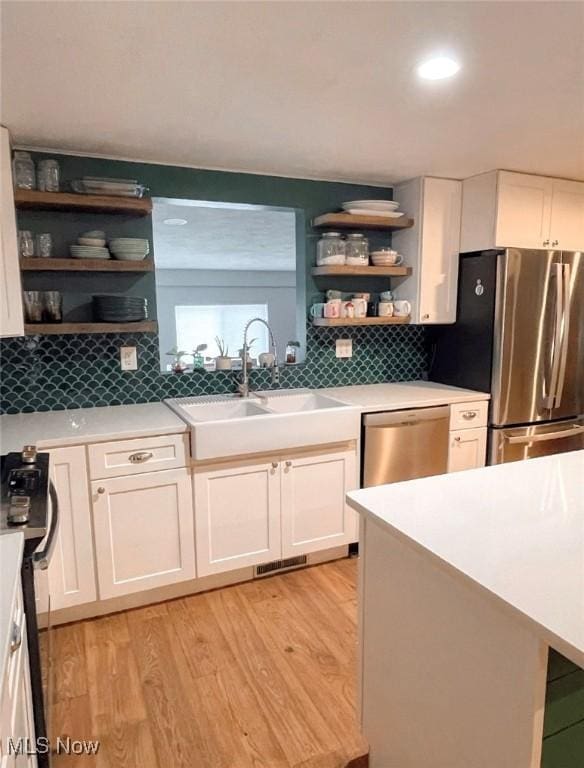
[109,238,150,261]
[70,230,110,260]
[93,295,148,323]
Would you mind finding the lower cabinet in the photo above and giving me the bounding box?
[194,445,358,577]
[194,458,282,576]
[46,445,97,610]
[91,468,196,599]
[447,428,487,473]
[281,448,358,558]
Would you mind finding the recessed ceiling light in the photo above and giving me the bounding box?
[163,218,188,226]
[417,56,460,80]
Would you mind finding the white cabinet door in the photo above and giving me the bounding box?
[549,178,584,251]
[92,468,196,598]
[0,126,24,338]
[447,428,487,473]
[47,446,97,610]
[495,172,552,249]
[392,176,462,324]
[194,458,281,576]
[281,448,358,558]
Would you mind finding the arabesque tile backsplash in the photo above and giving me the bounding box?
[0,324,427,414]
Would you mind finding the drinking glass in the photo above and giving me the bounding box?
[22,291,43,323]
[42,291,63,323]
[18,230,34,258]
[35,233,53,258]
[37,159,60,192]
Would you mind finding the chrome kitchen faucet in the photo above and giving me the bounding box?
[237,317,280,398]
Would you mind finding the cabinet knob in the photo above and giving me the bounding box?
[271,462,278,469]
[454,436,461,443]
[543,239,550,247]
[285,460,292,468]
[552,240,559,247]
[97,486,105,495]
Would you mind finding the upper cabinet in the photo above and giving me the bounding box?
[391,176,462,324]
[460,171,584,252]
[0,126,24,338]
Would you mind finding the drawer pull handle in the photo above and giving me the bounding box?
[462,411,477,420]
[128,451,154,464]
[10,622,22,654]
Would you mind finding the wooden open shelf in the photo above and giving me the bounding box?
[312,316,410,327]
[14,189,152,216]
[20,258,154,272]
[312,213,414,231]
[312,265,411,277]
[24,321,158,336]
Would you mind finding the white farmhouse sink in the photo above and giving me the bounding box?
[165,389,360,461]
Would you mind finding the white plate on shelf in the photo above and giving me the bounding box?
[344,208,404,218]
[343,199,399,211]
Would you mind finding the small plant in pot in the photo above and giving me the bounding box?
[192,343,207,369]
[238,337,257,371]
[214,336,232,371]
[166,346,189,374]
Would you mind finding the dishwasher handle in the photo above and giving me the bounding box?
[363,406,450,428]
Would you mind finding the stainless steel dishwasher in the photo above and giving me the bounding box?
[363,406,450,487]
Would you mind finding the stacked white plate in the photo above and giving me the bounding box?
[109,238,150,261]
[70,245,111,260]
[342,200,403,218]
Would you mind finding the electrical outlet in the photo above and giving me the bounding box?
[120,346,138,371]
[335,339,353,359]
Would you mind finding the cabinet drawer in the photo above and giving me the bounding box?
[450,400,488,430]
[88,433,188,479]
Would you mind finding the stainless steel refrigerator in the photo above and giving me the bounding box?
[430,248,584,464]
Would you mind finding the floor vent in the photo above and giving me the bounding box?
[254,555,307,578]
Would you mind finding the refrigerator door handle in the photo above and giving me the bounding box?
[553,263,571,409]
[544,262,564,409]
[505,424,584,444]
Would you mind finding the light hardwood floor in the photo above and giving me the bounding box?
[49,557,367,768]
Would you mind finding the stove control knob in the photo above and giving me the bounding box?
[8,495,31,525]
[21,445,37,464]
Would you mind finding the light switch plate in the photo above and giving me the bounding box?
[335,339,353,359]
[120,346,138,371]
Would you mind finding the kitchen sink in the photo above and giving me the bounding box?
[260,391,344,413]
[165,389,360,461]
[178,399,269,421]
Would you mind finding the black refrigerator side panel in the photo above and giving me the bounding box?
[428,251,498,393]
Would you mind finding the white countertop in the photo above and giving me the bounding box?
[0,402,187,453]
[348,451,584,667]
[0,382,488,454]
[0,533,24,691]
[323,381,489,412]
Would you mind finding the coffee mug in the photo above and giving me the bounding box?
[326,289,343,301]
[378,302,394,317]
[353,292,370,302]
[380,290,393,302]
[393,300,411,317]
[352,297,367,318]
[324,300,341,318]
[341,300,355,319]
[309,302,325,318]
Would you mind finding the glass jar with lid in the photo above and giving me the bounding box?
[317,232,345,266]
[345,233,369,265]
[12,151,36,190]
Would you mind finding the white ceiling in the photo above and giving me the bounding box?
[152,199,297,271]
[2,1,583,184]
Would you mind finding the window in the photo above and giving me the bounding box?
[175,304,269,359]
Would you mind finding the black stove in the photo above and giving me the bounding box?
[1,446,51,546]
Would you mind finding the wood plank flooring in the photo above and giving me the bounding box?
[49,557,367,768]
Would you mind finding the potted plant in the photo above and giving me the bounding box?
[214,336,232,371]
[238,337,257,371]
[166,345,189,374]
[192,343,208,369]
